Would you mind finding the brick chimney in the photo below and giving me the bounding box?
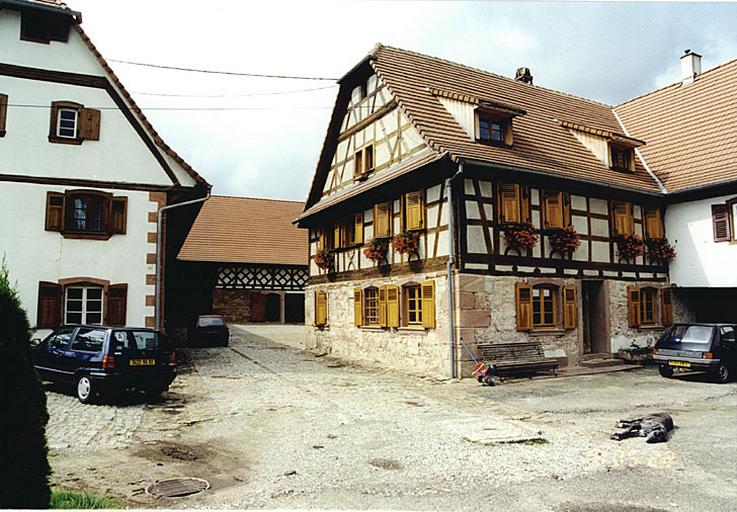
[680,49,702,86]
[515,67,533,85]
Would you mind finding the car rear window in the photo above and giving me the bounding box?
[664,325,714,344]
[112,330,170,353]
[198,317,225,327]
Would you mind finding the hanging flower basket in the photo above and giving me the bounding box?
[549,225,581,258]
[314,248,334,270]
[615,233,645,261]
[504,222,539,254]
[393,231,420,256]
[363,238,389,263]
[645,238,676,264]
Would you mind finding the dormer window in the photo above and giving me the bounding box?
[474,101,524,147]
[610,144,635,173]
[479,117,505,143]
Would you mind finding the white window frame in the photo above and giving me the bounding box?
[65,286,104,325]
[56,108,79,139]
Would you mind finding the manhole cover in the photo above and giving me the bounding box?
[146,477,209,498]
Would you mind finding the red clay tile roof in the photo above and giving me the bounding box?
[615,58,737,193]
[179,196,308,266]
[369,45,661,193]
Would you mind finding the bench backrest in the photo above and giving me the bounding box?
[478,342,547,361]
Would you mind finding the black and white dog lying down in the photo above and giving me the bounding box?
[610,412,674,443]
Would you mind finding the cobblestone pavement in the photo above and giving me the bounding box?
[46,325,737,511]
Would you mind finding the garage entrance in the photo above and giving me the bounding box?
[266,293,281,322]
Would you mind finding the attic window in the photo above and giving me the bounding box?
[477,114,512,146]
[610,144,635,173]
[20,11,71,44]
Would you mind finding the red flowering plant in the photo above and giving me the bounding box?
[549,225,581,258]
[393,231,421,256]
[363,238,389,263]
[314,248,334,270]
[645,238,676,264]
[504,222,539,254]
[615,233,646,261]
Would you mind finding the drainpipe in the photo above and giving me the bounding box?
[446,161,464,379]
[155,190,211,331]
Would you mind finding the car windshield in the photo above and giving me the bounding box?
[198,317,225,327]
[112,330,170,353]
[663,325,714,344]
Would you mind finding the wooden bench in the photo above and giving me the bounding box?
[477,342,559,379]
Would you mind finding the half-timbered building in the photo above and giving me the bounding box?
[296,45,677,377]
[0,0,209,336]
[178,196,308,326]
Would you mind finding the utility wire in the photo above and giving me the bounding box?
[5,103,334,111]
[129,84,337,98]
[109,58,339,81]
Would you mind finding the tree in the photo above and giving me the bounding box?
[0,259,51,508]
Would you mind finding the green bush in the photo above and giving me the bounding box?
[50,489,118,509]
[0,260,51,509]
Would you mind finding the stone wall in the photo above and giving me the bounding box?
[213,289,254,323]
[306,270,451,377]
[608,280,668,352]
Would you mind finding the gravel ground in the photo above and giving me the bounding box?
[47,325,737,511]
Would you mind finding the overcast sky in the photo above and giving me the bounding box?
[71,1,737,201]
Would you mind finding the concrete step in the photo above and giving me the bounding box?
[579,357,626,368]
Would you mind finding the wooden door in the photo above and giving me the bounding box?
[251,293,266,322]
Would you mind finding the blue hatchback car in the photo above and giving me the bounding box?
[33,325,177,404]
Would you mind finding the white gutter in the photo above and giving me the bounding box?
[612,110,668,194]
[446,161,464,379]
[155,191,210,330]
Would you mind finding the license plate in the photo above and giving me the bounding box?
[668,360,691,368]
[129,358,156,366]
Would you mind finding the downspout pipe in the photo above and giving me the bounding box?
[155,190,211,331]
[446,160,464,379]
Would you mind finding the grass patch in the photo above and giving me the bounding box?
[50,490,119,509]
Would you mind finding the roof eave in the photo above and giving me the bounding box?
[0,0,82,23]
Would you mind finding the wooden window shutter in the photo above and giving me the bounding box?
[364,144,374,172]
[644,208,663,239]
[45,191,65,232]
[318,229,327,251]
[543,191,564,229]
[378,286,388,327]
[515,282,532,331]
[613,202,633,235]
[386,285,399,328]
[0,93,7,136]
[354,149,363,176]
[354,212,363,244]
[353,288,363,327]
[498,183,521,224]
[563,284,577,330]
[333,223,341,249]
[627,286,641,328]
[563,193,571,227]
[374,202,391,238]
[78,108,101,141]
[661,288,673,327]
[111,197,127,235]
[315,291,327,326]
[421,280,436,329]
[37,281,61,329]
[48,101,60,138]
[712,204,731,242]
[405,190,424,230]
[106,283,127,327]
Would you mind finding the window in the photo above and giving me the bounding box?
[644,207,664,239]
[612,201,634,236]
[364,144,374,174]
[532,286,557,328]
[20,10,72,44]
[354,149,364,177]
[0,93,7,137]
[498,183,529,224]
[403,191,425,231]
[712,198,737,243]
[45,190,127,239]
[314,290,328,327]
[49,101,100,144]
[364,287,380,326]
[542,190,570,229]
[477,113,512,146]
[48,327,74,351]
[354,145,375,180]
[610,145,634,172]
[338,213,363,247]
[626,285,671,328]
[640,287,657,326]
[65,286,103,325]
[721,326,736,344]
[70,327,106,353]
[404,285,422,326]
[374,201,392,238]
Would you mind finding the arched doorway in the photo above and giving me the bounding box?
[265,293,281,322]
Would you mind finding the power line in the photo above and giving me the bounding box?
[109,59,339,81]
[129,84,337,98]
[5,103,334,111]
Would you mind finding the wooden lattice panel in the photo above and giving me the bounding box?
[217,265,307,291]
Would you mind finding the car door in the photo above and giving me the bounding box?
[65,327,107,377]
[35,327,76,384]
[718,326,736,367]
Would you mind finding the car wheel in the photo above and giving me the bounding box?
[76,375,97,404]
[713,364,730,383]
[658,365,674,378]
